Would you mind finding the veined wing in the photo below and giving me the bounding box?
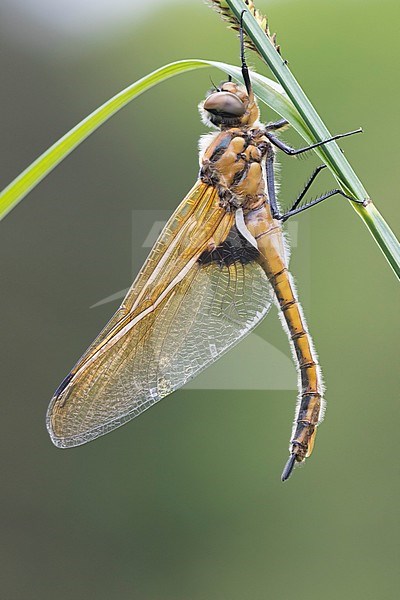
[47,181,274,448]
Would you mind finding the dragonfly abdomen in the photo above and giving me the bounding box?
[245,204,324,468]
[273,269,324,462]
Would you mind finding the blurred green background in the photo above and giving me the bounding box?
[1,1,399,598]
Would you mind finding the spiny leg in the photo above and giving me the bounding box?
[265,127,362,156]
[281,163,364,220]
[281,188,364,221]
[288,164,327,212]
[239,10,252,96]
[265,157,364,221]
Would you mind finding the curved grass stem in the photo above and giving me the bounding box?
[222,0,400,279]
[0,38,398,280]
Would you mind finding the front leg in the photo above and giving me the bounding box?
[265,118,289,131]
[266,127,362,156]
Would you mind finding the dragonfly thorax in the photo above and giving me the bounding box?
[200,127,271,211]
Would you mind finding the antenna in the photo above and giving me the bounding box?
[209,76,219,91]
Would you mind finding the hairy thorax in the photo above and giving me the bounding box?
[200,127,272,212]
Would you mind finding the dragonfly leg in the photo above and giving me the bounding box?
[265,127,362,156]
[287,164,327,212]
[265,118,289,131]
[281,188,364,222]
[266,154,364,222]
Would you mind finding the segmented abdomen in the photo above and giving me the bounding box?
[245,204,324,464]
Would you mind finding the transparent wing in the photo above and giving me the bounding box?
[47,181,274,447]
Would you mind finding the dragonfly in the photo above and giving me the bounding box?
[47,14,364,481]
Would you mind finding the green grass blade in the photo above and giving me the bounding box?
[0,61,208,221]
[357,202,400,277]
[223,0,400,279]
[1,49,398,280]
[0,58,303,222]
[0,57,294,222]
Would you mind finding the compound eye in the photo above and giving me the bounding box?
[203,92,246,117]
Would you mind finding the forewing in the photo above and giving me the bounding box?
[47,182,273,447]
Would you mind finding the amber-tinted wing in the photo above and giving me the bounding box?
[47,181,274,448]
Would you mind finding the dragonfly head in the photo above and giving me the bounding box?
[200,81,260,129]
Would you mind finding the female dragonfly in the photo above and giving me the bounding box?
[47,16,363,481]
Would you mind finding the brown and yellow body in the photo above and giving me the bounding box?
[47,79,324,480]
[245,204,323,463]
[201,127,269,211]
[199,84,324,468]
